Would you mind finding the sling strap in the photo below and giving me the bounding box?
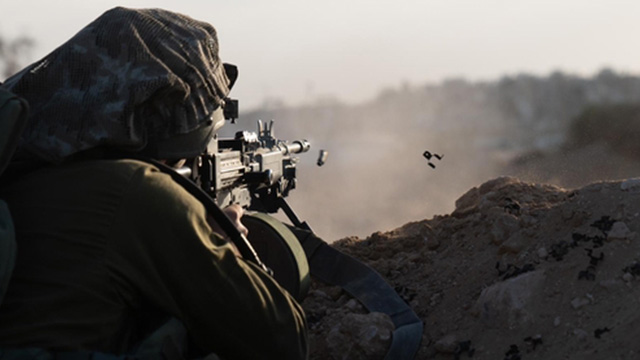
[292,228,424,360]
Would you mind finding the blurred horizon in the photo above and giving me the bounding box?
[3,1,640,109]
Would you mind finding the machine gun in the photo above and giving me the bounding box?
[176,116,313,300]
[183,119,312,227]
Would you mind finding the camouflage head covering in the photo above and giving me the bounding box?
[2,7,235,163]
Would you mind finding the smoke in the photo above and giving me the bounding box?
[223,69,640,241]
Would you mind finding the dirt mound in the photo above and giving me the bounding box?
[302,176,640,359]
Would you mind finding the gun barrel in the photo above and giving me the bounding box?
[280,140,311,155]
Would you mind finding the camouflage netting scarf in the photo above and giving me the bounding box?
[2,7,233,163]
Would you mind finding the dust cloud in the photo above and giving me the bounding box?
[221,69,640,241]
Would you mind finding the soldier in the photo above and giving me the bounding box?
[0,7,307,360]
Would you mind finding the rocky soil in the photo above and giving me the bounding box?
[301,175,640,359]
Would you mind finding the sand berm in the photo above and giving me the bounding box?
[302,176,640,360]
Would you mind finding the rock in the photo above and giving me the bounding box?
[474,270,545,329]
[425,236,440,250]
[573,329,589,341]
[434,333,459,354]
[326,286,343,301]
[537,247,548,259]
[309,290,330,299]
[621,178,640,191]
[599,279,622,289]
[490,214,521,245]
[608,221,634,241]
[571,297,590,310]
[326,312,394,360]
[430,293,442,307]
[561,207,574,220]
[403,222,440,250]
[345,299,360,311]
[498,233,526,254]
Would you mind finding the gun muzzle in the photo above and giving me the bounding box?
[280,140,311,155]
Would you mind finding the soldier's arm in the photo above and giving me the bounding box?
[107,162,308,360]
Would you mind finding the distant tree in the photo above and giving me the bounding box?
[568,103,640,159]
[0,33,35,80]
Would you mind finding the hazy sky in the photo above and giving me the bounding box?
[3,0,640,109]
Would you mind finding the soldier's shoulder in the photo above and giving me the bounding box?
[50,159,162,187]
[74,158,158,173]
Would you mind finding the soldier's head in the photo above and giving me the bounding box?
[3,7,236,163]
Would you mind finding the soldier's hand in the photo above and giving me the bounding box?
[208,204,248,257]
[222,204,249,237]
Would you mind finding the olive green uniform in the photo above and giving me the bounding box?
[0,159,307,359]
